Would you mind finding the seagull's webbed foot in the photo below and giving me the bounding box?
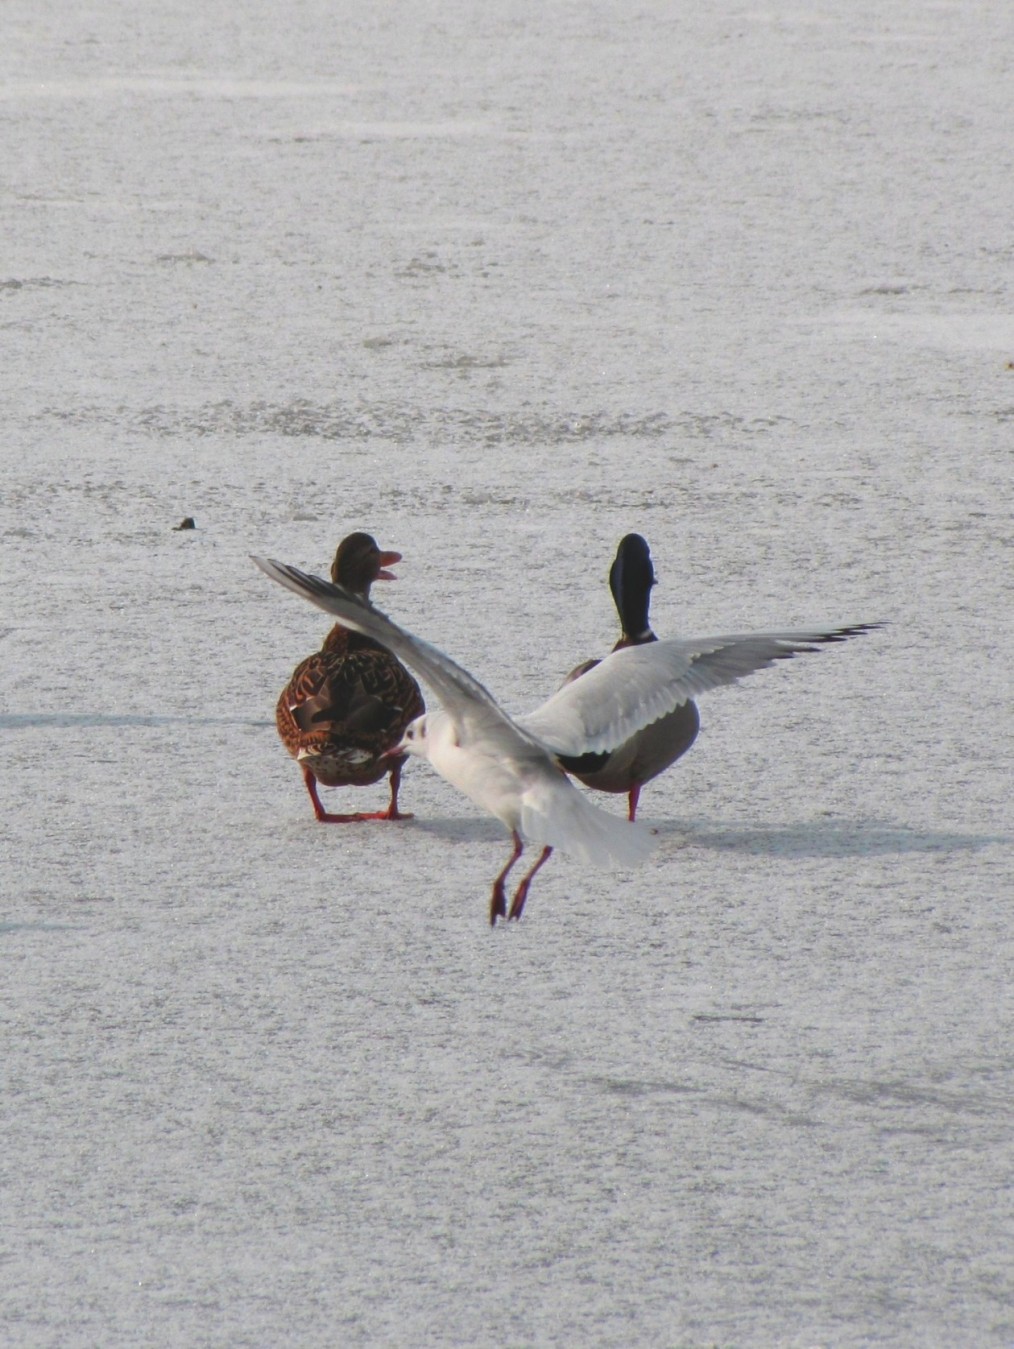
[507,846,553,922]
[490,878,508,925]
[490,831,524,926]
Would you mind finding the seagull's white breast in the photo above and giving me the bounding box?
[424,710,534,832]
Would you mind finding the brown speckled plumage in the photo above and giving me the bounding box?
[274,532,424,822]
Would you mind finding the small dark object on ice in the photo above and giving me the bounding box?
[173,517,196,531]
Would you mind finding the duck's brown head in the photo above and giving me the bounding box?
[330,531,402,597]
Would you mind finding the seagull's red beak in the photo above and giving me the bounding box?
[375,549,402,582]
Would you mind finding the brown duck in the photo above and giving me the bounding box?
[274,532,424,822]
[557,534,700,821]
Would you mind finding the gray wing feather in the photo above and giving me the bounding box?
[519,625,882,756]
[255,557,880,760]
[252,557,536,744]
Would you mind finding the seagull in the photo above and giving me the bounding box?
[557,534,701,821]
[253,556,881,924]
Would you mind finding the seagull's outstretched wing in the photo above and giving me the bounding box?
[253,557,534,742]
[518,624,882,757]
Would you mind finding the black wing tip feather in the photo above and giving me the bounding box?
[813,622,886,643]
[769,622,885,661]
[253,556,372,611]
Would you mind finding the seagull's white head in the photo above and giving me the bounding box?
[392,713,431,760]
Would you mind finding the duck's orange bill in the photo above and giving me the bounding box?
[376,549,402,581]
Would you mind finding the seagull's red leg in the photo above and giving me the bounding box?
[627,784,641,822]
[490,831,524,926]
[507,846,553,921]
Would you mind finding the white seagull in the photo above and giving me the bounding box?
[253,556,880,924]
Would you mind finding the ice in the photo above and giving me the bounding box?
[1,1,1011,1344]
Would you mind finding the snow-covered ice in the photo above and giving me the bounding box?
[2,1,1011,1345]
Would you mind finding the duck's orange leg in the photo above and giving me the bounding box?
[376,758,414,821]
[507,846,553,922]
[333,758,414,822]
[301,765,381,824]
[490,831,524,925]
[627,785,641,822]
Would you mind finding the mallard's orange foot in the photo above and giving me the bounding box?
[316,811,385,824]
[347,807,414,822]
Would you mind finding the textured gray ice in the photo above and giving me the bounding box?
[1,1,1011,1346]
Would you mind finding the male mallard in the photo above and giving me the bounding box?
[557,534,700,821]
[274,532,424,822]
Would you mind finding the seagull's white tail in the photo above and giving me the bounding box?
[520,780,654,870]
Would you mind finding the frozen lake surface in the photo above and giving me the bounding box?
[2,1,1011,1344]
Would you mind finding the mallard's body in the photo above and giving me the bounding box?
[559,535,699,821]
[274,532,424,822]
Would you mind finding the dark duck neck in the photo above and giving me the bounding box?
[609,533,657,649]
[556,534,658,779]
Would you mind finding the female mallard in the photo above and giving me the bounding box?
[557,534,700,821]
[274,531,424,822]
